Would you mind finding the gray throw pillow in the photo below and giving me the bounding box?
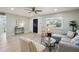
[76,43,79,46]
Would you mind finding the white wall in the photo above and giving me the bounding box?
[0,15,6,34]
[29,10,79,34]
[6,9,79,36]
[6,14,30,36]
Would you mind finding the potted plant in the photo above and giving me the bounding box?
[69,21,77,32]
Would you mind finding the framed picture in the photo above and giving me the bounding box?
[46,17,63,29]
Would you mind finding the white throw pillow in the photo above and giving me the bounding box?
[76,30,79,35]
[67,31,75,39]
[71,35,79,44]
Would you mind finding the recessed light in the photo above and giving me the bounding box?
[10,8,14,11]
[54,9,58,12]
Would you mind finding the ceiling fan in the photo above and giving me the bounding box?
[24,7,42,14]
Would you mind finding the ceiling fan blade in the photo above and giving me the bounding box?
[36,10,42,12]
[27,11,32,13]
[25,11,32,14]
[24,9,32,11]
[25,7,42,14]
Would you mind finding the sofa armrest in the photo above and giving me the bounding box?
[59,42,79,52]
[19,37,45,52]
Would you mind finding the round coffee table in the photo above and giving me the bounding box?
[43,37,58,52]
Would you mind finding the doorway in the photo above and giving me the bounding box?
[0,15,6,40]
[33,19,38,33]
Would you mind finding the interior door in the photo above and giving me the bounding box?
[33,19,38,33]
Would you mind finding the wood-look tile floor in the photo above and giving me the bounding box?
[0,33,57,52]
[0,33,43,52]
[0,33,20,52]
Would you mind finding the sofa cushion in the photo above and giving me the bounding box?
[59,42,79,52]
[61,37,71,43]
[76,43,79,46]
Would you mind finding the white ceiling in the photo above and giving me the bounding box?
[0,7,79,18]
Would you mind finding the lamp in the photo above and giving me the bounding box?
[47,25,52,37]
[20,22,24,27]
[69,21,77,32]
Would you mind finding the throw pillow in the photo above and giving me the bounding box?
[71,35,79,44]
[67,31,75,39]
[76,30,79,35]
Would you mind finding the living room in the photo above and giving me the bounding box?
[0,7,79,52]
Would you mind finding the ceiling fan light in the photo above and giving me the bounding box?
[54,9,58,12]
[10,8,14,11]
